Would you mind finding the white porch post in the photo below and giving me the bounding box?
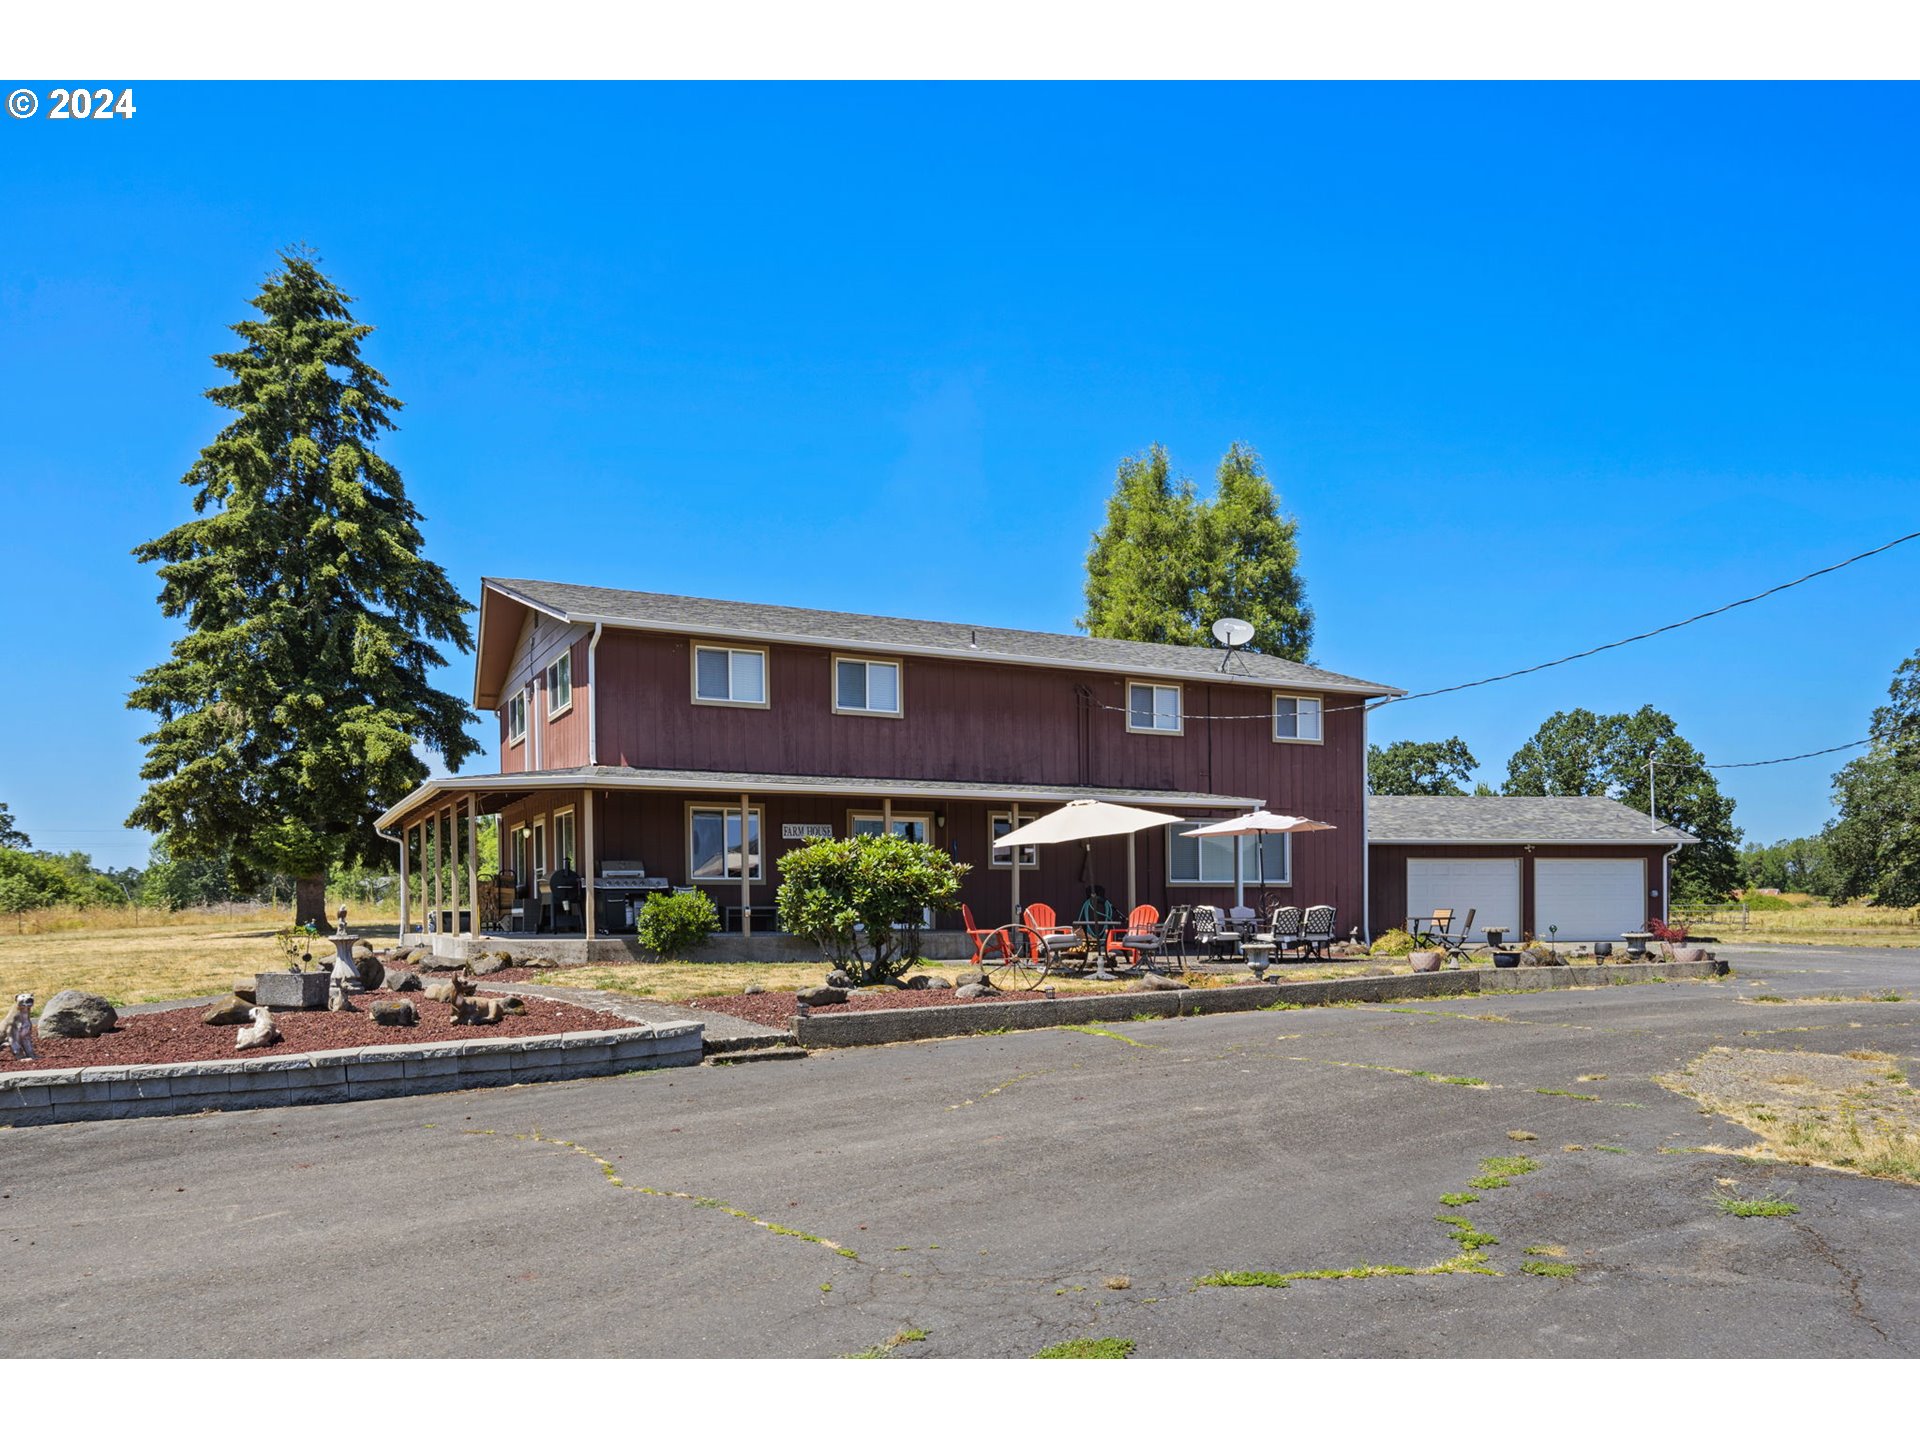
[466,797,480,940]
[881,796,893,833]
[739,791,753,938]
[583,788,597,941]
[1009,803,1021,926]
[398,820,411,939]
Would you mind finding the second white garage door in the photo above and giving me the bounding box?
[1534,859,1649,942]
[1405,858,1520,938]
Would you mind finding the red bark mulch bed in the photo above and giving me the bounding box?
[0,989,631,1075]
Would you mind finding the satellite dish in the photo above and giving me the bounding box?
[1212,617,1255,648]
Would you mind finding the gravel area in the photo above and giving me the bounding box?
[0,988,631,1073]
[694,985,1063,1028]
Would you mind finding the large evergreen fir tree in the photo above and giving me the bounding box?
[127,251,479,925]
[1080,442,1314,661]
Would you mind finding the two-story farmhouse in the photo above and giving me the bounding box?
[377,578,1401,955]
[377,578,1693,957]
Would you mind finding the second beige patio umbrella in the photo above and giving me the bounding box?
[1181,810,1338,909]
[992,798,1187,921]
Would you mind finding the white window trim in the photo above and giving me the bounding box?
[1271,692,1324,745]
[1166,825,1292,887]
[848,810,934,838]
[685,801,765,882]
[1126,679,1184,736]
[550,806,578,873]
[545,651,574,720]
[505,691,527,747]
[691,643,771,710]
[988,811,1040,869]
[531,818,547,882]
[832,654,905,718]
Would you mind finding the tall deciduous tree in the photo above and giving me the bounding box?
[127,252,479,926]
[1368,737,1480,795]
[1081,442,1313,661]
[1822,650,1920,906]
[1503,705,1741,901]
[0,802,28,849]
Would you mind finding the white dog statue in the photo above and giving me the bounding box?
[235,1006,281,1051]
[6,993,33,1060]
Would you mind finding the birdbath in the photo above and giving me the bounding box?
[328,905,365,992]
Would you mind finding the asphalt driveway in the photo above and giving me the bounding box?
[3,943,1917,1357]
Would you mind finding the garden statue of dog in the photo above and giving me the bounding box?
[423,973,475,1005]
[7,994,34,1059]
[451,995,509,1026]
[235,1007,281,1051]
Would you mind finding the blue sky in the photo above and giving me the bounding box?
[2,81,1915,868]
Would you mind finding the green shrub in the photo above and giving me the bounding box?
[1736,891,1800,912]
[637,889,718,960]
[776,834,968,985]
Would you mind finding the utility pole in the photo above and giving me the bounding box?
[1649,751,1656,833]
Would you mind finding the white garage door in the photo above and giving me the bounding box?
[1535,859,1648,942]
[1405,858,1520,939]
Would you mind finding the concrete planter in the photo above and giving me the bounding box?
[1408,951,1443,973]
[1670,946,1706,965]
[254,971,331,1010]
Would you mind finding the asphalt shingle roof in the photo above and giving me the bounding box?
[1367,795,1697,845]
[486,577,1400,695]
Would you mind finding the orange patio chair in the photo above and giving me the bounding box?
[962,904,1010,966]
[1105,904,1165,967]
[1022,903,1083,961]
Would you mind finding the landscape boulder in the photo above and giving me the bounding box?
[36,990,118,1038]
[388,971,423,992]
[796,985,848,1007]
[414,953,468,972]
[1130,973,1189,992]
[202,995,255,1026]
[356,956,386,991]
[1520,950,1570,967]
[231,984,257,1004]
[371,1001,418,1027]
[470,954,510,977]
[824,969,854,989]
[904,972,953,990]
[743,982,766,995]
[954,983,995,1000]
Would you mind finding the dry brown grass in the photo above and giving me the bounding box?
[1657,1045,1920,1185]
[1685,900,1920,948]
[0,908,404,1011]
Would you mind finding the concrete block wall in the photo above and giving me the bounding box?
[0,1021,704,1128]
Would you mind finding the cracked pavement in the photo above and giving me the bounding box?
[2,943,1916,1357]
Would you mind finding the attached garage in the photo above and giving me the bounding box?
[1533,858,1650,942]
[1368,796,1695,944]
[1404,857,1521,936]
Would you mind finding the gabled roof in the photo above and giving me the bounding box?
[1367,795,1697,846]
[474,576,1402,708]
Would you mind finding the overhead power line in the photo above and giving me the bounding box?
[1087,527,1920,724]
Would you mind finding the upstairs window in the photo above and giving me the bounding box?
[545,651,573,718]
[1127,681,1183,735]
[505,690,527,745]
[1273,694,1322,743]
[834,657,902,716]
[693,645,768,707]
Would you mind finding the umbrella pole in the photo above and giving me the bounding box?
[1234,835,1244,910]
[1127,834,1136,915]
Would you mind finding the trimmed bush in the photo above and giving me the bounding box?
[637,889,718,960]
[776,834,967,986]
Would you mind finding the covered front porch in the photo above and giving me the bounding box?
[376,765,1269,960]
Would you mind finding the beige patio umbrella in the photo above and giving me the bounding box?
[992,798,1187,920]
[1181,811,1337,908]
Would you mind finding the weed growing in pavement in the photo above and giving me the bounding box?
[1059,1024,1151,1047]
[843,1328,929,1358]
[1034,1337,1135,1359]
[1717,1194,1800,1217]
[1535,1088,1600,1101]
[1436,1216,1498,1251]
[1438,1193,1479,1207]
[1521,1260,1578,1278]
[1594,1145,1629,1154]
[1468,1156,1540,1190]
[1508,1130,1538,1142]
[1103,1275,1131,1290]
[1523,1245,1567,1257]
